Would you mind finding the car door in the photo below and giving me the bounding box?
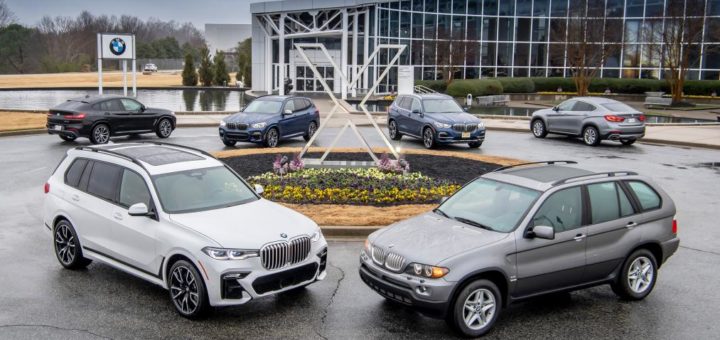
[408,97,425,135]
[278,99,301,137]
[584,181,641,282]
[99,99,131,133]
[108,168,160,275]
[546,100,575,133]
[562,100,597,135]
[75,160,124,257]
[514,186,588,297]
[293,98,311,133]
[60,158,105,251]
[121,98,154,132]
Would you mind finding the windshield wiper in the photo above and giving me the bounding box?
[433,208,449,218]
[453,216,495,232]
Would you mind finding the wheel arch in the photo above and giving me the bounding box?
[626,242,664,269]
[448,268,511,312]
[90,120,113,134]
[163,250,203,288]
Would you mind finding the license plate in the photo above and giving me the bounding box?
[462,132,470,138]
[627,118,636,123]
[54,125,63,131]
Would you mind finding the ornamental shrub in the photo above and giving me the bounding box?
[496,78,535,93]
[683,80,720,96]
[181,53,198,86]
[447,79,503,97]
[530,77,577,92]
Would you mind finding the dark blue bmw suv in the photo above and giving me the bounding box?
[387,93,486,148]
[219,95,320,147]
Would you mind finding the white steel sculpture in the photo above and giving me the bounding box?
[294,43,406,167]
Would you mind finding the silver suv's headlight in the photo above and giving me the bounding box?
[406,262,449,279]
[202,247,259,260]
[251,122,267,129]
[434,121,451,129]
[220,120,227,127]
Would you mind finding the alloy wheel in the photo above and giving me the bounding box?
[159,119,172,137]
[308,122,317,137]
[462,288,496,331]
[423,128,434,148]
[266,128,279,147]
[389,121,397,139]
[170,265,200,315]
[532,120,545,137]
[54,223,76,265]
[583,127,598,145]
[93,125,110,144]
[627,256,654,294]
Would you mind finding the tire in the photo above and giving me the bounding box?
[621,139,637,146]
[446,279,502,337]
[222,137,237,147]
[582,126,601,146]
[90,124,110,144]
[531,119,548,138]
[611,249,658,301]
[388,120,402,140]
[422,127,435,149]
[53,220,92,270]
[156,118,173,138]
[168,260,210,319]
[264,127,279,148]
[59,135,76,142]
[468,141,482,148]
[303,121,318,142]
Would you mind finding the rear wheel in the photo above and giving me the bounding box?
[90,124,110,144]
[264,127,279,148]
[169,260,209,319]
[447,279,502,337]
[621,138,637,146]
[156,118,173,138]
[388,120,402,140]
[222,137,236,147]
[59,135,76,142]
[468,141,482,148]
[582,126,601,146]
[53,220,92,269]
[303,121,317,141]
[531,119,548,138]
[611,249,658,300]
[422,127,435,149]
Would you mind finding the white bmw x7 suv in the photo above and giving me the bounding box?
[43,142,328,318]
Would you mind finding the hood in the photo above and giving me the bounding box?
[425,112,481,124]
[370,212,509,265]
[226,112,279,124]
[169,199,318,249]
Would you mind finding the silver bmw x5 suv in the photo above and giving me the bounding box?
[360,161,679,337]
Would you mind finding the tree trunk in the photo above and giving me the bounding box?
[574,75,589,96]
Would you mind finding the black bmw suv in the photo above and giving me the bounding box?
[47,95,176,144]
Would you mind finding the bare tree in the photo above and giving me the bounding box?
[551,0,623,95]
[0,0,15,28]
[435,26,470,85]
[645,0,706,104]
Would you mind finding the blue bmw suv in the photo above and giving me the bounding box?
[219,96,320,147]
[388,93,486,148]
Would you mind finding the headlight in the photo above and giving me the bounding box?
[434,121,451,129]
[477,121,485,129]
[220,120,227,127]
[311,229,322,242]
[406,262,449,279]
[202,247,259,260]
[364,239,371,253]
[251,122,267,129]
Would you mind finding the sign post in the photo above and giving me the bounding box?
[97,33,136,96]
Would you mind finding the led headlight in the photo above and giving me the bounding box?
[477,121,485,129]
[202,247,259,260]
[219,120,227,127]
[311,229,322,242]
[251,122,267,129]
[406,262,449,279]
[434,121,451,129]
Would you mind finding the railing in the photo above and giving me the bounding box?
[414,85,437,94]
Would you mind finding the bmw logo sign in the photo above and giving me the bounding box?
[109,37,126,56]
[280,233,288,239]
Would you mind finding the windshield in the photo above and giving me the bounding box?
[602,102,636,112]
[423,99,464,113]
[243,100,282,114]
[436,178,540,232]
[153,166,258,213]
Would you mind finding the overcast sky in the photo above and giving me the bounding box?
[6,0,267,30]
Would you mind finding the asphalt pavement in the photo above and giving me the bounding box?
[0,127,719,339]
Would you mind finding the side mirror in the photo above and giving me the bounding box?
[254,184,264,195]
[528,225,555,240]
[239,105,246,112]
[128,203,154,217]
[439,196,448,204]
[552,106,559,112]
[284,109,292,115]
[140,105,146,112]
[412,109,421,114]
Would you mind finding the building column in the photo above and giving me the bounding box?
[279,14,286,95]
[363,10,370,90]
[265,21,273,94]
[341,9,348,100]
[351,12,358,98]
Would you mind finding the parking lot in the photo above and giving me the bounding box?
[1,127,719,339]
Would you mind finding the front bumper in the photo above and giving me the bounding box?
[435,128,486,144]
[203,243,328,307]
[358,250,453,318]
[219,127,266,144]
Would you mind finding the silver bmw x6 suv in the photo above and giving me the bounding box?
[360,161,679,337]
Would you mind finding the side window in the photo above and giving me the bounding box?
[284,100,295,113]
[532,187,583,232]
[121,99,143,112]
[87,162,123,202]
[64,159,88,188]
[411,98,422,112]
[627,181,662,211]
[572,101,596,111]
[588,182,620,224]
[557,100,575,111]
[618,184,635,217]
[119,169,152,208]
[293,99,307,111]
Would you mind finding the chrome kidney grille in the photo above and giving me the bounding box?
[453,123,478,132]
[227,123,248,130]
[371,245,406,273]
[260,236,311,270]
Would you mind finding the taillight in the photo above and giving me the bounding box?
[637,114,646,122]
[604,114,625,122]
[672,219,678,234]
[44,182,50,194]
[64,113,86,120]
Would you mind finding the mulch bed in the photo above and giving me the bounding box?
[222,152,501,185]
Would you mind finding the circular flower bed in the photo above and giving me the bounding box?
[249,168,460,205]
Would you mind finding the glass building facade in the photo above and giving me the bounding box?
[251,0,720,95]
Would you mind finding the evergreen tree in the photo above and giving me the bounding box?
[213,50,230,86]
[197,47,213,87]
[236,38,252,87]
[181,53,197,86]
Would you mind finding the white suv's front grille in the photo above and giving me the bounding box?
[260,236,311,270]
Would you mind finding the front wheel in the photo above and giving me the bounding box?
[447,279,502,337]
[611,249,658,300]
[169,260,210,319]
[303,121,317,141]
[422,127,435,149]
[90,123,110,144]
[222,137,236,147]
[156,118,173,138]
[264,127,279,148]
[468,141,482,148]
[621,138,637,146]
[582,126,601,146]
[388,120,402,140]
[54,220,92,269]
[531,119,548,138]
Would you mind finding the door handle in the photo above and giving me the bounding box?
[626,221,638,229]
[71,195,80,202]
[573,234,586,241]
[113,212,123,221]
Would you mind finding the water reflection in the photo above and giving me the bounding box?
[182,90,197,111]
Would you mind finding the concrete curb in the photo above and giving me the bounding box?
[0,129,46,137]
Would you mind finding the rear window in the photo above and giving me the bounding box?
[602,102,636,112]
[55,100,86,110]
[64,159,88,188]
[627,181,662,211]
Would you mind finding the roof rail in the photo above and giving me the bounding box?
[552,171,638,186]
[74,146,149,171]
[492,160,578,173]
[133,141,215,158]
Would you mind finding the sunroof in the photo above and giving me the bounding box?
[110,145,204,166]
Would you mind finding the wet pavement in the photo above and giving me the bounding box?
[0,128,719,339]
